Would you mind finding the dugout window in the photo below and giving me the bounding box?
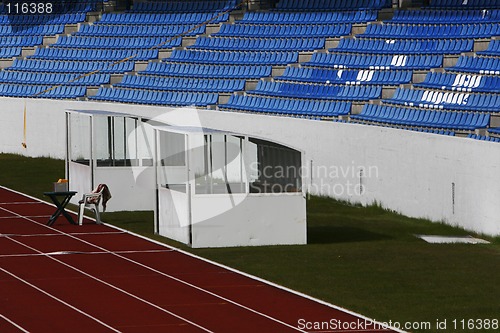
[157,130,188,193]
[93,116,153,167]
[193,134,245,195]
[68,111,153,167]
[68,112,91,166]
[248,139,302,194]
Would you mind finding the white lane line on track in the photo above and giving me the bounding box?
[3,234,215,333]
[0,249,174,258]
[0,201,41,205]
[0,267,122,333]
[0,199,309,332]
[0,231,126,237]
[0,313,30,333]
[0,215,51,219]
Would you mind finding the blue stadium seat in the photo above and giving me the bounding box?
[250,80,382,101]
[167,49,298,65]
[390,9,500,24]
[386,88,500,113]
[29,48,158,61]
[352,104,489,131]
[467,134,500,142]
[76,24,205,37]
[476,39,500,56]
[415,72,500,93]
[131,0,236,12]
[429,0,500,8]
[115,75,244,93]
[239,10,377,24]
[220,94,351,118]
[277,66,412,85]
[53,36,181,49]
[90,87,219,106]
[332,38,473,54]
[98,12,228,25]
[362,23,500,39]
[215,23,352,38]
[305,53,443,70]
[276,0,391,10]
[447,55,500,74]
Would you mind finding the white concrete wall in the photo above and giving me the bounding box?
[1,97,499,236]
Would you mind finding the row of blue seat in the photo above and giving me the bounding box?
[276,0,391,10]
[75,24,204,37]
[407,128,455,136]
[116,75,245,93]
[30,48,158,61]
[98,12,229,24]
[0,24,64,36]
[360,23,500,39]
[477,39,500,56]
[168,49,298,65]
[252,80,382,101]
[352,104,489,130]
[467,134,500,142]
[0,13,85,25]
[0,36,42,47]
[305,53,443,70]
[448,56,500,75]
[10,59,135,74]
[387,88,500,113]
[279,66,412,85]
[0,47,20,58]
[0,71,110,86]
[90,87,218,106]
[415,72,500,93]
[489,127,500,135]
[215,23,351,38]
[390,9,500,23]
[238,10,377,24]
[131,1,236,13]
[429,0,500,8]
[141,62,272,79]
[220,94,351,117]
[0,84,86,98]
[54,36,181,49]
[190,37,325,52]
[332,38,473,55]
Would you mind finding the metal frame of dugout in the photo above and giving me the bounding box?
[154,125,306,248]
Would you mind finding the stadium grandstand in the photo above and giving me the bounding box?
[0,0,498,137]
[0,0,499,237]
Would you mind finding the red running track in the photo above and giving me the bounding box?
[0,186,399,333]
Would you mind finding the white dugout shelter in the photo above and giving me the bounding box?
[155,125,306,248]
[66,110,307,248]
